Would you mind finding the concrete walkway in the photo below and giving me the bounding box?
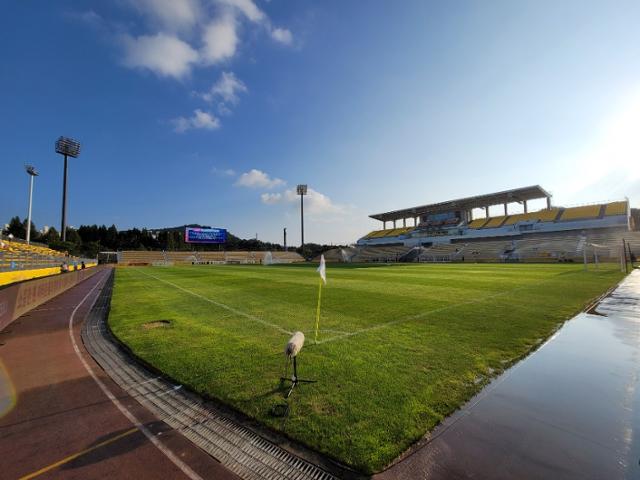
[376,270,640,480]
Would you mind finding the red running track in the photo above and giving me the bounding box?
[0,268,238,480]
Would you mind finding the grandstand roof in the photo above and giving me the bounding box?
[370,185,551,222]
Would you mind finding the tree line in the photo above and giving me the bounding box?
[2,216,345,260]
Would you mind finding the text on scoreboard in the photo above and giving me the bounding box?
[184,227,227,244]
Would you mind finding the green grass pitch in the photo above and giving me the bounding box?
[109,263,624,473]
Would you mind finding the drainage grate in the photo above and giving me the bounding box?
[82,272,338,480]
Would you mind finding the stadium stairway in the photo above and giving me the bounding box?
[313,248,357,263]
[349,245,412,263]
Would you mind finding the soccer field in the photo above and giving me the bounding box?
[109,263,623,473]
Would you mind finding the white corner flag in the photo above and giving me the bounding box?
[314,254,326,343]
[317,254,327,284]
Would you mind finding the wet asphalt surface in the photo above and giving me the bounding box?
[376,270,640,480]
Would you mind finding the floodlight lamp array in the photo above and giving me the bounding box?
[55,136,81,158]
[296,184,308,195]
[25,164,39,176]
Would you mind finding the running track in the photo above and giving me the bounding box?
[0,268,238,480]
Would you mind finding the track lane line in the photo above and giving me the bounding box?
[19,428,138,480]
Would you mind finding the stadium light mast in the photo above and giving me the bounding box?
[25,165,39,244]
[296,185,307,256]
[55,136,81,242]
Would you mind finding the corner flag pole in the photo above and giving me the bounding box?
[314,277,322,344]
[315,254,326,344]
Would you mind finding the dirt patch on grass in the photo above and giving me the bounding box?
[143,320,172,329]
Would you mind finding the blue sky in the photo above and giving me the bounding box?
[2,0,640,245]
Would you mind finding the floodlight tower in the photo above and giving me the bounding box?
[55,136,81,242]
[296,184,307,256]
[25,165,39,244]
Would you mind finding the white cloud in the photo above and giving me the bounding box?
[65,10,104,28]
[216,0,265,23]
[260,192,282,204]
[172,109,220,132]
[294,187,345,216]
[128,0,201,31]
[214,0,294,49]
[201,14,238,65]
[211,166,236,176]
[217,103,233,116]
[235,169,285,188]
[270,27,293,45]
[202,71,247,104]
[112,0,295,131]
[116,0,293,79]
[121,33,199,78]
[261,187,345,216]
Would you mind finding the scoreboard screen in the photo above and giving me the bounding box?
[184,227,227,244]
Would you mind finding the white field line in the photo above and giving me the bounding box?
[134,268,293,336]
[318,276,563,345]
[307,328,350,335]
[69,271,203,480]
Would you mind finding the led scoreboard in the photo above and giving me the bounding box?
[184,227,227,244]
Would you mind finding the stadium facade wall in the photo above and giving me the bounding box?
[0,265,100,332]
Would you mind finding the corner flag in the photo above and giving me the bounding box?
[317,254,327,284]
[314,254,326,343]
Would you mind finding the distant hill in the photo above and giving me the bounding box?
[150,224,212,232]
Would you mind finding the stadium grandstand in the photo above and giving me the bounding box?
[318,185,640,263]
[0,236,95,286]
[117,249,304,266]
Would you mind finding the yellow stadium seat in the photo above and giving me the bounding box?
[362,226,414,240]
[503,213,530,225]
[483,216,508,228]
[559,205,601,221]
[604,201,627,216]
[468,218,489,229]
[535,208,560,222]
[502,208,559,225]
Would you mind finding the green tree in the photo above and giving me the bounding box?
[49,240,76,255]
[41,226,60,244]
[6,216,25,239]
[106,225,118,249]
[83,241,101,258]
[65,227,82,245]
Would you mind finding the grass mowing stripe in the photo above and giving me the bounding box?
[134,268,293,336]
[317,268,578,344]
